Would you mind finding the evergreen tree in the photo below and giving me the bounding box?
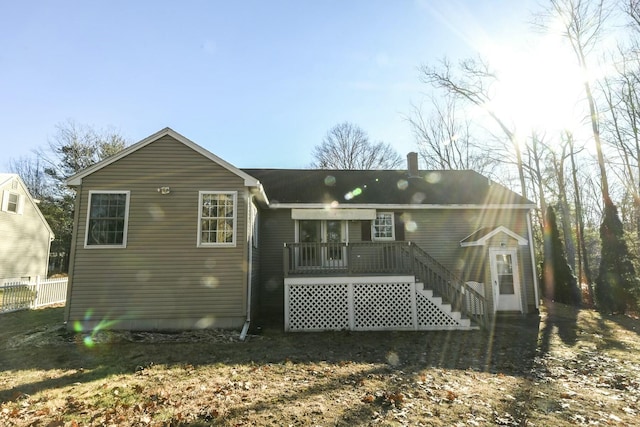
[595,202,640,313]
[542,206,581,306]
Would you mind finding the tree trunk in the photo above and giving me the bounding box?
[570,139,593,303]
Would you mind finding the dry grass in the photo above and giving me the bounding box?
[1,302,639,426]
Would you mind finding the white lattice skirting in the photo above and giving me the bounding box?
[284,276,473,332]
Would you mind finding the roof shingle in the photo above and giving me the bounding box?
[242,169,532,207]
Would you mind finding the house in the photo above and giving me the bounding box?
[0,173,54,280]
[64,128,538,334]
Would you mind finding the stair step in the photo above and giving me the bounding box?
[458,318,471,327]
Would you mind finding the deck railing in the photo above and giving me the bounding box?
[283,241,488,329]
[284,241,413,276]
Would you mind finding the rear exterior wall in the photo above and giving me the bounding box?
[66,136,249,330]
[255,207,536,322]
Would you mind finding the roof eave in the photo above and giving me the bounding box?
[266,203,537,209]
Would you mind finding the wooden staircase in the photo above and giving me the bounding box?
[407,243,488,329]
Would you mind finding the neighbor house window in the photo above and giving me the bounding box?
[372,212,395,240]
[1,191,22,214]
[85,191,130,247]
[198,191,237,246]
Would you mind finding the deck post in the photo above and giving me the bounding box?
[283,243,289,278]
[409,242,415,274]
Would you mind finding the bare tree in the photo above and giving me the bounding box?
[310,122,403,169]
[14,120,129,273]
[526,132,549,229]
[41,119,127,188]
[418,57,528,199]
[8,156,48,200]
[537,0,612,205]
[601,55,640,235]
[407,93,497,175]
[567,132,594,298]
[534,0,640,312]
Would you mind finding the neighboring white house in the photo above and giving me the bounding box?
[0,173,54,280]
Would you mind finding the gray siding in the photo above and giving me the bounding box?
[0,177,52,279]
[256,209,294,321]
[66,136,249,330]
[256,207,537,319]
[403,208,535,313]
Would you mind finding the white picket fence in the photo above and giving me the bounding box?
[0,276,68,313]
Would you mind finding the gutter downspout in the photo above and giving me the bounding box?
[240,193,254,341]
[527,211,540,309]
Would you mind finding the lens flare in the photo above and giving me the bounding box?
[344,187,363,200]
[386,351,400,366]
[425,172,442,184]
[74,310,122,347]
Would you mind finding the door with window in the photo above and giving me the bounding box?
[489,248,523,312]
[297,220,347,268]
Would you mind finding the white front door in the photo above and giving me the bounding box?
[489,248,523,312]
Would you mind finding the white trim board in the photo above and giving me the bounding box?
[271,203,536,210]
[460,225,528,247]
[292,208,376,220]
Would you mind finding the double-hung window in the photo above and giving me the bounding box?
[198,191,237,246]
[1,191,22,214]
[372,212,395,240]
[85,191,130,247]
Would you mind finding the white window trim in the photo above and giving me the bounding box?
[84,190,130,249]
[372,211,395,241]
[197,191,238,247]
[2,190,24,215]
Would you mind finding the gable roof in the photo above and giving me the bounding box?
[242,169,534,208]
[66,127,260,187]
[0,173,54,237]
[0,173,17,187]
[460,226,528,247]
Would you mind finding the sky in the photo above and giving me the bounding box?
[0,0,540,170]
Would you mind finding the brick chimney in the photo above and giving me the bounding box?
[407,152,419,177]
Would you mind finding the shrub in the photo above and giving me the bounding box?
[595,202,640,313]
[541,206,581,306]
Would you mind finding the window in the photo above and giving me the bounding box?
[7,193,18,213]
[85,191,130,247]
[1,190,23,214]
[198,191,237,246]
[372,212,395,240]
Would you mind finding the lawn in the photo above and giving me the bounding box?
[0,303,639,426]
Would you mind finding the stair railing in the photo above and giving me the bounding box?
[406,242,489,329]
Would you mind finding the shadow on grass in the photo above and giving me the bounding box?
[538,298,578,355]
[1,305,541,414]
[602,311,640,337]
